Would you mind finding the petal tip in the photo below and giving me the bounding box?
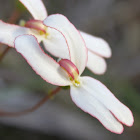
[125,111,134,127]
[119,106,134,127]
[104,122,124,134]
[101,39,112,58]
[87,51,107,75]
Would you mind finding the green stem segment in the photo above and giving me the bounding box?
[0,87,61,117]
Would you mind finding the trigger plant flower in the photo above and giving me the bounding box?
[0,0,111,75]
[14,14,133,134]
[0,0,69,59]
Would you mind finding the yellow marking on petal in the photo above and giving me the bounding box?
[73,79,81,87]
[44,30,50,39]
[39,30,45,35]
[38,28,49,38]
[19,20,26,27]
[69,77,73,81]
[20,19,50,39]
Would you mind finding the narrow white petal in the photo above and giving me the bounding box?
[87,51,107,75]
[20,0,48,20]
[0,20,29,47]
[43,14,88,75]
[73,76,134,127]
[15,35,71,86]
[43,27,70,59]
[80,31,112,58]
[70,79,124,134]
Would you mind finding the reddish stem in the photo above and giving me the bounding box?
[0,87,61,117]
[8,9,21,24]
[0,46,10,61]
[0,9,21,61]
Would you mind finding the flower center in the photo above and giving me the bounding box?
[59,59,80,87]
[19,19,49,38]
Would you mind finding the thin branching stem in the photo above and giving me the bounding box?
[0,86,61,117]
[0,9,21,61]
[0,46,10,61]
[7,9,21,24]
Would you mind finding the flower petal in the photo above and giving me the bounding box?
[20,0,47,20]
[87,51,107,75]
[80,31,112,58]
[42,27,70,59]
[70,79,124,134]
[43,14,88,75]
[71,76,134,130]
[14,34,71,86]
[0,20,30,47]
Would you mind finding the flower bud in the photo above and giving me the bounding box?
[25,20,47,33]
[59,59,79,81]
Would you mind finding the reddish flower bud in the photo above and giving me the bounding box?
[25,20,47,33]
[59,59,79,81]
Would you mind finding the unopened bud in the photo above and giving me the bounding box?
[25,20,47,33]
[59,59,79,81]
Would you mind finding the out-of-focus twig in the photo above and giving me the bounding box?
[7,9,21,24]
[0,86,61,117]
[0,46,10,61]
[0,9,22,61]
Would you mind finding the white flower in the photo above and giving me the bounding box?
[0,0,111,75]
[14,14,133,134]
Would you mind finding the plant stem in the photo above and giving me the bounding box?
[0,9,21,61]
[0,86,61,117]
[7,9,21,24]
[0,46,10,61]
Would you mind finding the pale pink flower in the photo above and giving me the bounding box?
[0,0,111,75]
[14,14,133,134]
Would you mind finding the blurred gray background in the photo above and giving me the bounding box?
[0,0,140,139]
